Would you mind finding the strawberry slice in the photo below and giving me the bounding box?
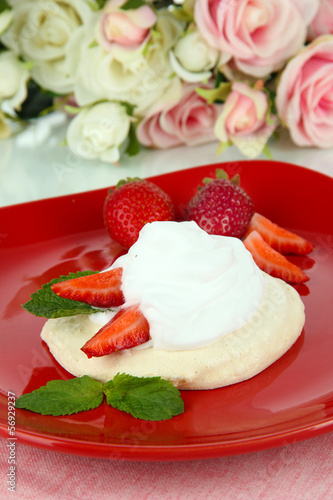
[244,213,314,255]
[81,304,150,358]
[51,268,125,308]
[243,231,309,284]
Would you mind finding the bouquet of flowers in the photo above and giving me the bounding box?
[0,0,332,164]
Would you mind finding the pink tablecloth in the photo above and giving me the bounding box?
[1,432,332,499]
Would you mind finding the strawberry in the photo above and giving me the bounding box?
[184,170,254,238]
[245,213,314,255]
[81,304,150,358]
[51,268,125,308]
[243,231,309,284]
[104,178,175,249]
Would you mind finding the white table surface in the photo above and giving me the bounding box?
[1,121,333,208]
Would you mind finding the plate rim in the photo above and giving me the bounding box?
[4,412,333,461]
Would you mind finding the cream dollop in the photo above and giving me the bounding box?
[91,221,266,351]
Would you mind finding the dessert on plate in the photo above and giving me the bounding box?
[40,221,305,390]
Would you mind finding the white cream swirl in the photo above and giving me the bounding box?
[93,221,266,351]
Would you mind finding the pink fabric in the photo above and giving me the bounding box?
[1,432,332,499]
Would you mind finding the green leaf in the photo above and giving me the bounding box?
[214,71,228,87]
[124,123,141,157]
[262,144,272,159]
[0,0,10,14]
[64,104,83,115]
[15,376,104,416]
[196,82,232,105]
[151,29,162,40]
[21,61,34,72]
[121,0,146,11]
[181,0,195,20]
[22,271,100,318]
[15,81,54,120]
[103,373,184,421]
[115,176,142,188]
[93,0,108,9]
[119,101,136,117]
[202,169,240,188]
[88,39,99,49]
[15,373,185,421]
[216,140,232,155]
[215,169,229,181]
[168,5,192,22]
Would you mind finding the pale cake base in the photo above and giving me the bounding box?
[41,274,305,390]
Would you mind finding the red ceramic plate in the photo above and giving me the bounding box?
[1,160,333,461]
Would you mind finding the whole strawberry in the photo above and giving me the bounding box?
[104,178,175,249]
[184,170,254,239]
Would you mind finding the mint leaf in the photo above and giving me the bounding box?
[15,373,185,420]
[22,271,99,318]
[15,376,104,416]
[103,373,184,421]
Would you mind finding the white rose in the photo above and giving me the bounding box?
[0,8,13,35]
[1,0,95,94]
[74,10,184,115]
[169,29,220,83]
[66,102,131,163]
[0,50,29,110]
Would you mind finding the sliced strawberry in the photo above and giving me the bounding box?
[51,268,125,308]
[81,304,150,358]
[243,231,309,284]
[244,213,314,255]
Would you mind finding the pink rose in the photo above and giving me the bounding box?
[136,84,222,148]
[291,0,319,25]
[214,82,277,158]
[308,0,333,40]
[97,0,157,51]
[276,35,333,148]
[194,0,308,77]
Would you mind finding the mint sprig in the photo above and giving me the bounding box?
[22,271,100,318]
[15,373,184,421]
[104,373,183,421]
[15,376,104,416]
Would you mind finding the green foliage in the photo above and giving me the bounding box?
[104,373,184,420]
[121,0,147,11]
[196,82,232,105]
[0,0,11,14]
[15,376,104,416]
[124,123,141,157]
[15,81,56,120]
[16,373,184,421]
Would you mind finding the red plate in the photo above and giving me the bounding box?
[1,160,333,461]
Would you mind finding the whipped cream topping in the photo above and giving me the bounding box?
[91,221,266,351]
